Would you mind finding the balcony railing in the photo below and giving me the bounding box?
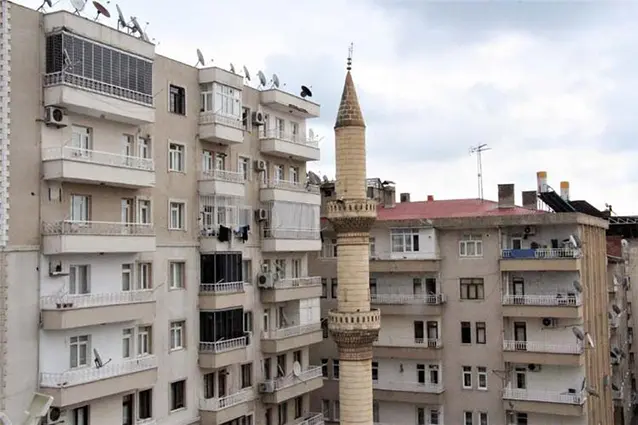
[501,248,581,259]
[262,322,321,340]
[502,294,582,306]
[260,365,322,392]
[40,290,154,310]
[259,129,320,148]
[42,147,154,171]
[43,71,153,105]
[263,228,320,240]
[199,336,248,354]
[199,281,245,294]
[42,221,154,236]
[371,293,445,305]
[199,387,254,411]
[199,169,245,184]
[503,387,585,404]
[503,340,583,354]
[261,179,320,194]
[374,337,442,349]
[370,251,439,261]
[272,276,321,289]
[373,381,444,393]
[199,111,244,130]
[292,413,324,425]
[40,355,157,388]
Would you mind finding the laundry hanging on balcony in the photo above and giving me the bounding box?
[218,225,231,242]
[233,225,250,242]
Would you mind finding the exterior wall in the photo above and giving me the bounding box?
[369,226,438,259]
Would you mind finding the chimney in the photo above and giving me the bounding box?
[427,195,434,202]
[498,184,515,208]
[399,193,411,203]
[522,191,538,210]
[383,185,396,208]
[560,181,570,201]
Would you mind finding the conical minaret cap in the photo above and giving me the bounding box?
[334,71,365,129]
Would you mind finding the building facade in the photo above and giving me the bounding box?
[1,3,325,425]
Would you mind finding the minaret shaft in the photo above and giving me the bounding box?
[335,126,367,199]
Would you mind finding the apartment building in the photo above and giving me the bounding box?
[1,3,325,425]
[310,176,614,425]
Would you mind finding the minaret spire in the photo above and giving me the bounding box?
[335,43,365,130]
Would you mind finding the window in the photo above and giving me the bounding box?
[333,401,340,421]
[241,363,252,388]
[242,260,252,284]
[289,166,299,184]
[476,322,486,344]
[417,407,425,425]
[214,152,225,171]
[169,84,186,115]
[138,137,151,159]
[460,278,485,300]
[513,413,528,425]
[168,143,185,172]
[479,412,488,425]
[275,118,285,138]
[429,365,439,384]
[71,125,92,153]
[122,264,132,291]
[169,202,186,230]
[321,278,327,298]
[137,262,152,289]
[417,364,425,383]
[274,259,286,277]
[70,335,90,368]
[169,261,185,289]
[277,403,287,425]
[123,394,133,425]
[122,328,133,358]
[461,321,472,344]
[430,409,440,425]
[321,400,330,419]
[370,278,377,295]
[274,165,284,182]
[244,311,253,333]
[391,228,420,253]
[138,325,152,355]
[138,199,151,224]
[202,150,214,172]
[321,359,328,377]
[294,396,303,419]
[72,406,89,425]
[462,366,472,389]
[215,84,242,117]
[477,367,487,390]
[138,389,153,420]
[169,321,185,350]
[464,411,473,425]
[265,408,272,425]
[170,380,186,411]
[290,122,299,141]
[322,320,329,338]
[239,157,251,181]
[291,259,301,279]
[373,401,380,423]
[331,278,338,298]
[70,194,91,221]
[333,359,340,379]
[372,361,378,382]
[69,265,90,294]
[293,350,302,365]
[369,237,376,256]
[459,234,483,257]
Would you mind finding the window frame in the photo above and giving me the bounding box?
[168,201,187,231]
[459,234,483,258]
[390,228,420,253]
[476,322,487,344]
[168,142,185,172]
[69,335,90,368]
[462,366,473,389]
[168,261,186,289]
[460,278,485,300]
[477,366,488,390]
[169,379,186,411]
[168,84,186,115]
[461,321,472,344]
[332,359,340,380]
[169,320,185,351]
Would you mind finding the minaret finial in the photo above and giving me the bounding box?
[347,43,353,71]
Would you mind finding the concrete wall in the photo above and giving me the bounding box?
[369,226,438,258]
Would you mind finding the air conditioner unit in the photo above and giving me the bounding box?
[258,382,269,393]
[254,160,266,172]
[255,208,268,221]
[541,317,557,328]
[48,261,69,277]
[46,407,65,425]
[256,272,274,288]
[523,225,536,236]
[252,111,265,126]
[44,106,69,128]
[528,363,542,372]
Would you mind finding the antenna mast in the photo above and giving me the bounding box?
[347,42,353,71]
[469,143,491,200]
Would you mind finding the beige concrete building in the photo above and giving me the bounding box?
[1,2,325,424]
[311,176,615,425]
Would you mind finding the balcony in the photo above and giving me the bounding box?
[199,112,244,145]
[199,282,246,310]
[260,180,321,205]
[371,293,445,316]
[259,129,320,162]
[199,388,255,424]
[41,221,156,255]
[502,340,584,366]
[500,248,581,272]
[260,276,322,303]
[369,252,440,274]
[261,322,323,354]
[199,336,249,370]
[292,413,325,425]
[260,89,320,119]
[262,228,321,253]
[502,387,586,416]
[42,147,155,188]
[40,355,157,407]
[373,381,444,404]
[501,294,582,319]
[40,290,155,330]
[373,337,443,361]
[259,365,323,404]
[198,170,245,197]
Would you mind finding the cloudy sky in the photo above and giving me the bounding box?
[15,0,638,214]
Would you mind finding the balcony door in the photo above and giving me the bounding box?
[427,321,439,347]
[70,195,90,223]
[414,321,424,343]
[71,125,92,157]
[218,369,227,398]
[514,322,527,350]
[512,278,525,304]
[514,367,527,389]
[122,135,134,167]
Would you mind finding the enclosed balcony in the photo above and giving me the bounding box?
[502,387,586,416]
[259,365,323,404]
[42,147,155,188]
[199,337,249,370]
[260,180,321,205]
[261,322,322,354]
[198,170,245,198]
[199,388,255,424]
[260,89,320,119]
[259,276,322,303]
[199,282,246,311]
[259,129,320,162]
[262,228,321,252]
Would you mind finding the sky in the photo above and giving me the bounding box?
[14,0,638,214]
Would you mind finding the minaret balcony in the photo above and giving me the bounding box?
[325,199,377,233]
[260,89,321,119]
[259,129,320,162]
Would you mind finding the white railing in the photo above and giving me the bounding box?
[273,276,321,289]
[374,337,442,349]
[502,294,582,306]
[199,387,254,411]
[371,293,446,305]
[292,413,325,425]
[260,365,322,392]
[136,419,156,425]
[199,111,244,129]
[262,322,321,340]
[40,289,154,310]
[263,228,320,240]
[501,247,581,259]
[40,355,157,388]
[373,381,444,393]
[42,146,154,171]
[199,281,244,294]
[370,251,439,261]
[503,387,585,404]
[503,340,583,354]
[260,128,320,148]
[199,336,248,354]
[199,169,245,184]
[261,179,320,194]
[42,220,154,236]
[43,71,153,105]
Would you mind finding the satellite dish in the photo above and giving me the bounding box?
[243,66,251,81]
[613,304,622,315]
[93,348,111,368]
[572,280,583,293]
[63,49,72,66]
[196,49,205,67]
[300,85,313,98]
[130,17,149,42]
[92,1,110,21]
[586,387,599,397]
[586,332,594,348]
[307,171,322,186]
[257,70,267,88]
[308,129,315,140]
[272,74,280,88]
[116,4,127,30]
[622,239,629,247]
[571,327,585,341]
[569,234,581,248]
[70,0,86,14]
[612,383,619,391]
[37,0,53,11]
[230,63,236,74]
[292,361,302,377]
[25,393,54,422]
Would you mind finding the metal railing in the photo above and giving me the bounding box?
[502,294,582,306]
[40,289,154,310]
[43,71,153,105]
[199,387,254,411]
[261,179,320,194]
[260,365,322,392]
[374,337,442,349]
[370,251,439,261]
[199,336,248,354]
[503,340,583,354]
[292,413,325,425]
[263,228,320,240]
[40,355,157,388]
[371,293,446,305]
[199,169,245,184]
[273,276,321,289]
[199,281,245,294]
[199,111,244,130]
[42,220,154,236]
[373,381,444,393]
[501,247,581,259]
[503,387,585,404]
[262,322,321,340]
[259,128,320,148]
[42,146,154,171]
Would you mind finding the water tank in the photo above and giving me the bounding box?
[560,181,570,201]
[536,171,548,193]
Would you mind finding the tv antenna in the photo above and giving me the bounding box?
[92,1,110,21]
[195,48,205,67]
[257,70,267,89]
[347,42,354,70]
[70,0,87,15]
[469,143,490,200]
[37,0,52,11]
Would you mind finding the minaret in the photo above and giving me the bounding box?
[327,46,380,425]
